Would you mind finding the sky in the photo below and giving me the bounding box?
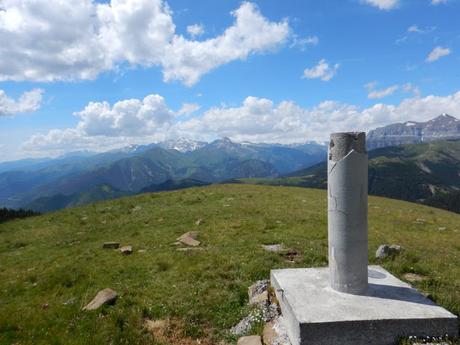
[0,0,459,162]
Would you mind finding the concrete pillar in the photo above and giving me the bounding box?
[328,132,368,294]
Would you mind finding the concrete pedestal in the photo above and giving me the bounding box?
[271,266,458,345]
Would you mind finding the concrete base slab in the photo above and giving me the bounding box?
[271,265,458,345]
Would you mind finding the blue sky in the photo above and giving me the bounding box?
[0,0,458,161]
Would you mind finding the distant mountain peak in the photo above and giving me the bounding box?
[367,114,460,150]
[432,113,458,122]
[159,138,206,152]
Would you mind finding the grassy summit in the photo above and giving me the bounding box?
[0,184,459,344]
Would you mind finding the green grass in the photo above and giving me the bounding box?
[0,184,459,344]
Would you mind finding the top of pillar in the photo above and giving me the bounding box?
[329,132,366,162]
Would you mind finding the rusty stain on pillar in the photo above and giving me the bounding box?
[328,132,368,294]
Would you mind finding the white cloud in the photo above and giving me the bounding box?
[0,89,43,116]
[361,0,399,10]
[21,91,460,156]
[0,1,289,86]
[365,82,399,99]
[302,59,339,81]
[431,0,448,4]
[22,94,176,156]
[74,94,174,137]
[426,46,451,62]
[408,25,422,33]
[176,103,200,116]
[290,35,319,50]
[407,25,435,34]
[187,24,204,38]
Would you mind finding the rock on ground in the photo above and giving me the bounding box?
[237,335,262,345]
[376,244,402,259]
[249,290,269,305]
[261,244,285,253]
[248,280,270,301]
[179,236,201,247]
[263,321,277,345]
[102,242,120,249]
[83,288,118,311]
[232,280,280,336]
[120,245,133,254]
[177,231,199,241]
[177,231,201,246]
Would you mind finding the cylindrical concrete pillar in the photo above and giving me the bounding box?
[328,132,368,295]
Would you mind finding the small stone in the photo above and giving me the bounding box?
[249,290,269,305]
[262,321,277,345]
[415,218,426,224]
[195,218,204,226]
[83,288,118,311]
[120,245,133,255]
[102,242,120,249]
[138,249,146,253]
[248,280,270,301]
[438,227,447,231]
[376,244,390,259]
[179,236,201,247]
[376,244,402,259]
[261,244,285,253]
[177,231,200,246]
[41,303,49,309]
[389,244,402,255]
[237,336,262,345]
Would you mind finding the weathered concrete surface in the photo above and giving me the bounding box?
[271,265,458,345]
[328,132,368,294]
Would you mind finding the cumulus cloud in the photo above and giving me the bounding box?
[361,0,399,10]
[187,24,204,38]
[426,46,451,62]
[365,82,399,99]
[0,89,44,116]
[0,1,289,86]
[302,59,339,81]
[21,91,460,156]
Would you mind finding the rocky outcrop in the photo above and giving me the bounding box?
[367,114,460,150]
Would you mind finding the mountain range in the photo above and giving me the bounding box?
[0,138,327,211]
[367,114,460,149]
[2,114,459,213]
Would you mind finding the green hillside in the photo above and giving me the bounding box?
[240,140,460,213]
[0,185,459,344]
[25,184,130,213]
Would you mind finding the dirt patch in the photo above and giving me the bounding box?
[282,249,302,263]
[144,318,215,345]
